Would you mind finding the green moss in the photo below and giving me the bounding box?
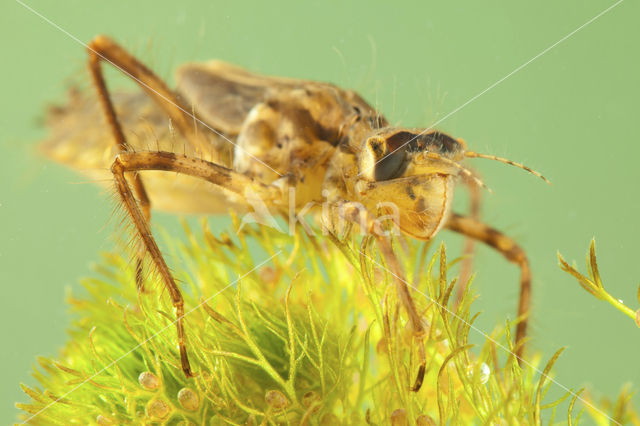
[559,239,640,327]
[17,222,637,424]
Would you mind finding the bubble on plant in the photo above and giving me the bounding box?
[466,362,490,384]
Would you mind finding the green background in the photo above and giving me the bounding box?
[2,0,639,423]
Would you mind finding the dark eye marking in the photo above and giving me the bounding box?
[406,185,416,200]
[385,131,461,154]
[386,131,417,152]
[418,132,460,154]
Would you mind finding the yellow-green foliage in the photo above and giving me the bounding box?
[16,222,635,424]
[559,239,640,328]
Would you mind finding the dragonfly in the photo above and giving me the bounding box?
[41,35,548,390]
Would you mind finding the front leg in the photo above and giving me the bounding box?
[455,170,483,307]
[333,201,426,391]
[446,212,531,360]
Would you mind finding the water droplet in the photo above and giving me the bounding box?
[138,371,160,390]
[178,387,199,411]
[466,362,490,384]
[479,362,490,383]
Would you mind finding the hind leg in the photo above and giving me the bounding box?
[446,212,531,360]
[86,35,230,290]
[87,35,211,151]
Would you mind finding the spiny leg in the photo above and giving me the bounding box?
[336,201,426,391]
[111,151,279,378]
[114,151,277,197]
[87,36,152,291]
[446,212,531,361]
[87,35,209,151]
[111,158,192,377]
[87,35,222,290]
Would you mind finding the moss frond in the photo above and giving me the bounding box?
[559,239,640,326]
[17,224,635,424]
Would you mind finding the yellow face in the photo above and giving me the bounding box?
[356,129,466,240]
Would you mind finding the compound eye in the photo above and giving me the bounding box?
[374,149,404,181]
[361,137,405,181]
